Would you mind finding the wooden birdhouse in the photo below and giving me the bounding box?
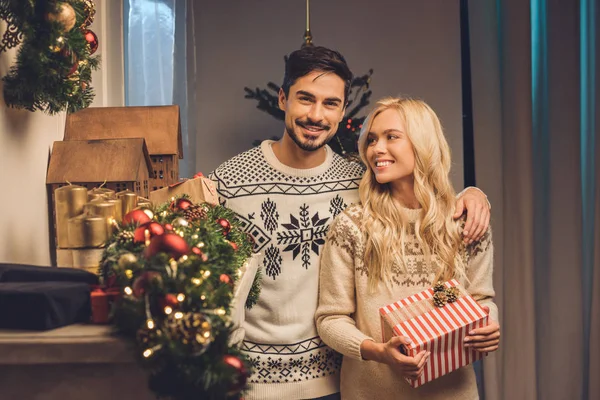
[63,105,183,190]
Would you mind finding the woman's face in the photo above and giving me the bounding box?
[365,108,415,185]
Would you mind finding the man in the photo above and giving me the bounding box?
[209,46,490,400]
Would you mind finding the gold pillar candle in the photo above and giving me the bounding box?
[117,190,138,217]
[136,199,152,209]
[85,201,118,237]
[67,215,108,248]
[105,198,123,223]
[55,185,88,248]
[89,187,116,200]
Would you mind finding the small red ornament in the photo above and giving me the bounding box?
[170,198,193,211]
[164,223,173,231]
[159,293,179,309]
[133,221,165,243]
[223,354,248,395]
[227,240,238,251]
[144,233,190,259]
[84,29,99,54]
[132,271,162,297]
[220,274,233,286]
[216,218,231,235]
[123,209,152,226]
[192,247,208,261]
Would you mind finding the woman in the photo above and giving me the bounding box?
[315,97,500,400]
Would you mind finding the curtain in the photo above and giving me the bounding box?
[124,0,196,178]
[470,0,599,399]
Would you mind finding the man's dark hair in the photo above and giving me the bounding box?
[282,46,353,104]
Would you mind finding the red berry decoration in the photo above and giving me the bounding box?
[133,221,165,243]
[223,355,248,395]
[216,218,231,235]
[164,223,173,231]
[84,29,99,54]
[123,209,152,226]
[144,233,190,259]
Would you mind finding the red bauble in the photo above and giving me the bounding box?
[223,355,248,395]
[227,240,238,251]
[123,209,152,226]
[220,274,233,286]
[170,198,193,211]
[133,221,165,243]
[164,223,173,231]
[84,29,99,54]
[159,293,179,309]
[216,218,231,235]
[144,233,190,259]
[132,271,162,298]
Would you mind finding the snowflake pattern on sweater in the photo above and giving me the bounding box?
[209,141,364,395]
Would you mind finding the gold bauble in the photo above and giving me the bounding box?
[47,3,77,32]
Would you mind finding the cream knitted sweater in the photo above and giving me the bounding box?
[210,141,364,399]
[316,203,497,400]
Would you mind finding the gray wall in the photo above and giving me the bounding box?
[194,0,464,189]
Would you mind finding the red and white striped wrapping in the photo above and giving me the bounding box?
[379,279,488,388]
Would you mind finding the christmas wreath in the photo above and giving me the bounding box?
[0,0,100,114]
[101,197,261,400]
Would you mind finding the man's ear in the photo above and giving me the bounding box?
[278,88,287,111]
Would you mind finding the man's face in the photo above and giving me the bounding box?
[278,71,346,152]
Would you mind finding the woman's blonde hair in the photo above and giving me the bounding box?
[357,97,466,291]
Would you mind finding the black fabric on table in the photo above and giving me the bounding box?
[0,263,99,285]
[0,281,91,330]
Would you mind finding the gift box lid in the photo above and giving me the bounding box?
[379,279,488,345]
[46,138,152,184]
[64,105,182,158]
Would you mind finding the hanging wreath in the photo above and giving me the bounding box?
[0,0,100,114]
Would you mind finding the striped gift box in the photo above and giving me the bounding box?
[379,279,488,388]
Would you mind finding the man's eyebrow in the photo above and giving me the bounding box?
[295,91,343,104]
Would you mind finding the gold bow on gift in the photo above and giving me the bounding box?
[432,282,461,308]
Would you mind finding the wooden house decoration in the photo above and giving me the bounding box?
[46,138,152,197]
[63,105,182,190]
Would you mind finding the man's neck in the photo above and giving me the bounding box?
[271,134,327,169]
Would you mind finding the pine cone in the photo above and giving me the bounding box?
[166,312,213,355]
[116,230,135,246]
[183,205,207,222]
[433,291,448,307]
[445,287,460,303]
[433,281,446,293]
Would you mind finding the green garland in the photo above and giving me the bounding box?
[101,197,261,400]
[0,0,100,114]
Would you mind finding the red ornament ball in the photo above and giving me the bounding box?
[123,209,151,226]
[223,354,248,394]
[220,274,232,286]
[159,293,179,309]
[144,233,190,259]
[227,240,238,251]
[132,271,162,298]
[170,198,193,211]
[133,221,165,243]
[84,29,99,54]
[164,223,173,231]
[216,218,231,235]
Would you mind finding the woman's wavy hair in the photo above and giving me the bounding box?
[357,97,466,291]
